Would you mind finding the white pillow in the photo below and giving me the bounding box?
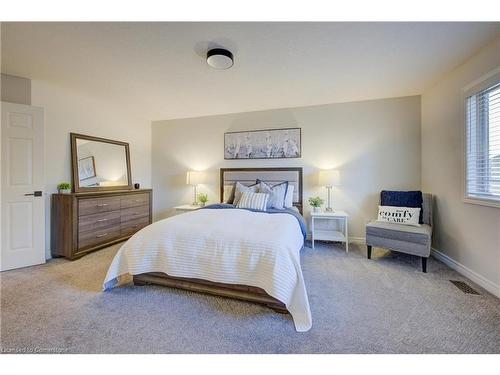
[237,192,269,211]
[233,182,259,206]
[377,206,421,226]
[284,185,294,208]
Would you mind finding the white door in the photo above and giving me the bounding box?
[1,102,45,271]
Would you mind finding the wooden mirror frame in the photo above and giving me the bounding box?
[70,133,133,193]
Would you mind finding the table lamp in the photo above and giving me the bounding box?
[186,171,206,206]
[318,170,340,212]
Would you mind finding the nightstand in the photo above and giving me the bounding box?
[311,210,349,252]
[174,204,200,213]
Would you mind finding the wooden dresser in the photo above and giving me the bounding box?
[51,189,152,260]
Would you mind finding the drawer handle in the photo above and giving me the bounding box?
[96,233,108,238]
[97,218,109,222]
[97,204,108,207]
[132,225,139,228]
[134,199,142,202]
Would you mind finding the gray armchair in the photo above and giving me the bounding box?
[365,193,433,272]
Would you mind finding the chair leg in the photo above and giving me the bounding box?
[367,245,372,259]
[421,257,427,273]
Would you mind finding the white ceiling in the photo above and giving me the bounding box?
[2,22,499,120]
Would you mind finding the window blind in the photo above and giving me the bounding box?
[466,81,500,201]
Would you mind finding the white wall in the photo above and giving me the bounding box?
[421,37,500,295]
[152,95,421,240]
[30,80,152,258]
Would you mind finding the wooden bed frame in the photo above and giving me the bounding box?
[133,167,303,313]
[133,273,288,313]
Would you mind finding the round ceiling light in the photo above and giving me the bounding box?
[206,48,234,70]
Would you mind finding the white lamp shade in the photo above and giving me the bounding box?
[186,171,206,185]
[318,170,340,187]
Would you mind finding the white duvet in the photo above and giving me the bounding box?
[103,208,312,332]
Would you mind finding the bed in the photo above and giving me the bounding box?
[103,167,311,332]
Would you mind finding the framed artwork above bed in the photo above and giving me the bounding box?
[224,127,301,159]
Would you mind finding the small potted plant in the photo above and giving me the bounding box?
[57,182,72,194]
[198,193,209,207]
[308,196,324,213]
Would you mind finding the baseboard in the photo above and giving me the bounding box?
[431,247,500,298]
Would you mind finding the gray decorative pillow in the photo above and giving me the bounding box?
[232,182,259,206]
[257,180,288,210]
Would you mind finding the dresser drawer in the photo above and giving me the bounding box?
[79,196,121,216]
[121,216,150,237]
[121,205,150,223]
[78,210,121,232]
[121,193,150,209]
[78,225,121,250]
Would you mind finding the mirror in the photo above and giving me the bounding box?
[70,133,132,192]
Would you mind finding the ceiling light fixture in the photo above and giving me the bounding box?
[206,48,234,70]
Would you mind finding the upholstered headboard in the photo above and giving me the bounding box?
[220,167,303,213]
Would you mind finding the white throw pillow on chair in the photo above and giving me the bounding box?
[377,206,421,226]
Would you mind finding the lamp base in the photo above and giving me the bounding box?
[192,185,198,207]
[325,186,334,212]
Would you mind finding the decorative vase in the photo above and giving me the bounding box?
[312,206,320,213]
[59,189,71,194]
[199,202,206,207]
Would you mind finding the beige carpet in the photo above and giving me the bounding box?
[1,242,499,353]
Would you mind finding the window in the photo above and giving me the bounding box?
[465,73,500,206]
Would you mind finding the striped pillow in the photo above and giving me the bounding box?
[232,181,259,206]
[236,192,269,211]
